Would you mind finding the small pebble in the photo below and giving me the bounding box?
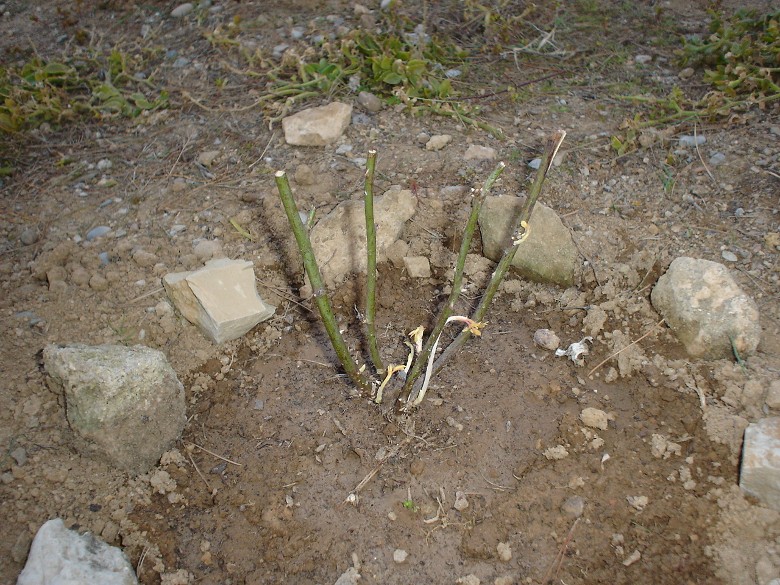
[86,226,112,241]
[561,495,585,518]
[197,151,220,167]
[678,67,695,79]
[721,250,738,262]
[580,407,609,431]
[357,91,383,113]
[627,495,649,512]
[410,459,425,476]
[425,134,451,151]
[528,158,541,169]
[678,135,706,147]
[170,2,193,17]
[20,228,39,246]
[10,447,27,466]
[193,239,222,260]
[89,274,109,291]
[709,152,726,166]
[496,542,512,562]
[454,491,469,511]
[96,159,112,171]
[634,54,652,64]
[464,145,497,161]
[393,549,408,563]
[533,328,560,351]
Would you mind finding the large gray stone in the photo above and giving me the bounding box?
[17,518,137,585]
[282,102,352,146]
[478,196,577,287]
[651,257,760,359]
[308,187,417,289]
[163,258,275,344]
[741,418,780,511]
[43,344,185,475]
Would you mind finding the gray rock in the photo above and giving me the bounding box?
[357,91,383,113]
[193,239,223,260]
[86,226,111,241]
[282,102,353,146]
[17,518,137,585]
[463,145,497,161]
[650,257,760,359]
[20,227,40,246]
[10,446,27,466]
[43,344,186,475]
[709,152,726,166]
[170,2,193,17]
[478,196,577,287]
[533,329,560,351]
[678,135,706,147]
[740,418,780,511]
[308,188,417,288]
[561,496,585,518]
[163,258,275,343]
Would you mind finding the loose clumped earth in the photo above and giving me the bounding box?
[1,1,779,584]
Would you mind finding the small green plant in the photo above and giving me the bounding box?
[609,9,778,155]
[402,498,418,511]
[679,9,780,99]
[273,131,566,410]
[0,51,168,133]
[199,21,503,137]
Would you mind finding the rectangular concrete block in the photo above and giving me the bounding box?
[164,258,275,343]
[740,417,780,511]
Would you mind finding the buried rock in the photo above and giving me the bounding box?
[43,344,185,475]
[651,257,760,359]
[17,518,137,585]
[307,187,417,289]
[478,195,577,287]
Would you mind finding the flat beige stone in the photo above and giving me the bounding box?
[164,259,275,343]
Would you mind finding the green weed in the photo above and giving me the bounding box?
[0,50,168,134]
[679,9,780,99]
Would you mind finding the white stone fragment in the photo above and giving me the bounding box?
[622,549,641,566]
[164,258,275,344]
[454,491,469,511]
[496,542,512,562]
[393,549,408,563]
[282,102,353,146]
[425,134,451,151]
[740,417,780,511]
[17,519,137,585]
[543,445,569,460]
[580,407,609,431]
[627,495,649,512]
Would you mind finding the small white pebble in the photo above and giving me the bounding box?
[393,549,408,563]
[497,542,512,562]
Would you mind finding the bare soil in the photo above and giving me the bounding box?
[1,1,779,584]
